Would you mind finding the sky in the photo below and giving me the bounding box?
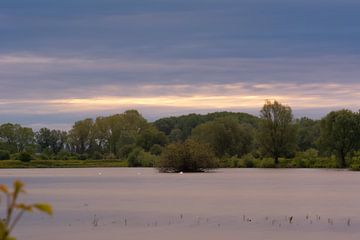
[1,0,360,129]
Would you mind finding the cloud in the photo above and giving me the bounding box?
[1,81,360,114]
[1,53,360,125]
[1,0,360,128]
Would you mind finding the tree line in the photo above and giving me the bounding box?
[1,101,360,170]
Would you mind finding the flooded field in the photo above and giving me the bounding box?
[0,168,359,240]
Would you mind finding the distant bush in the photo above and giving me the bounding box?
[0,150,10,160]
[311,156,337,168]
[217,156,241,168]
[118,144,136,159]
[77,154,89,160]
[157,139,217,172]
[104,153,117,160]
[292,149,337,168]
[37,153,50,160]
[229,156,241,168]
[259,158,276,168]
[241,154,255,168]
[55,150,72,160]
[139,151,158,167]
[16,152,33,162]
[350,163,360,171]
[91,151,103,160]
[295,149,319,167]
[150,144,163,156]
[289,158,306,168]
[349,151,360,171]
[127,148,142,167]
[127,148,158,167]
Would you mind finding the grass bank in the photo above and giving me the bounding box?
[0,159,128,168]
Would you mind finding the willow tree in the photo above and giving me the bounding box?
[257,100,297,164]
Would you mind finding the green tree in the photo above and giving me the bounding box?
[36,128,67,155]
[319,109,360,168]
[191,117,253,157]
[154,111,259,141]
[295,117,320,151]
[136,126,168,151]
[35,128,52,152]
[0,124,34,153]
[68,119,94,154]
[0,124,18,152]
[93,116,112,153]
[168,128,183,142]
[93,110,149,156]
[91,110,164,158]
[15,127,34,152]
[257,100,297,164]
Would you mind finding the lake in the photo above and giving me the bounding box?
[0,168,359,240]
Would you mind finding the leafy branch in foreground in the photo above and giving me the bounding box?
[0,180,53,240]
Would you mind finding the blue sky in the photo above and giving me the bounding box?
[1,0,360,129]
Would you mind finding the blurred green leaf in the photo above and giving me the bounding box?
[15,204,33,212]
[13,181,25,198]
[33,203,53,216]
[0,185,9,194]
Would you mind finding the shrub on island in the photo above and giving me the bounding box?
[156,139,217,173]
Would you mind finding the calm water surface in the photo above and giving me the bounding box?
[0,168,359,240]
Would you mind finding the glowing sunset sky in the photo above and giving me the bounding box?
[1,0,360,129]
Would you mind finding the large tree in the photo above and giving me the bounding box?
[36,128,67,154]
[0,123,34,153]
[191,117,253,157]
[319,109,360,168]
[295,117,320,151]
[92,110,151,156]
[257,100,297,164]
[68,119,94,154]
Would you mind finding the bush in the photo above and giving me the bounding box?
[150,144,163,156]
[289,158,306,168]
[127,148,158,167]
[260,158,276,168]
[156,139,217,172]
[350,163,360,171]
[16,152,33,162]
[118,144,136,159]
[55,150,72,160]
[91,151,103,160]
[138,151,158,167]
[294,149,319,167]
[349,151,360,171]
[218,155,231,168]
[229,156,241,168]
[37,153,50,160]
[77,154,89,160]
[127,148,143,167]
[104,153,117,160]
[0,150,10,160]
[241,154,255,168]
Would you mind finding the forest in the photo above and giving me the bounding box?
[1,100,360,171]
